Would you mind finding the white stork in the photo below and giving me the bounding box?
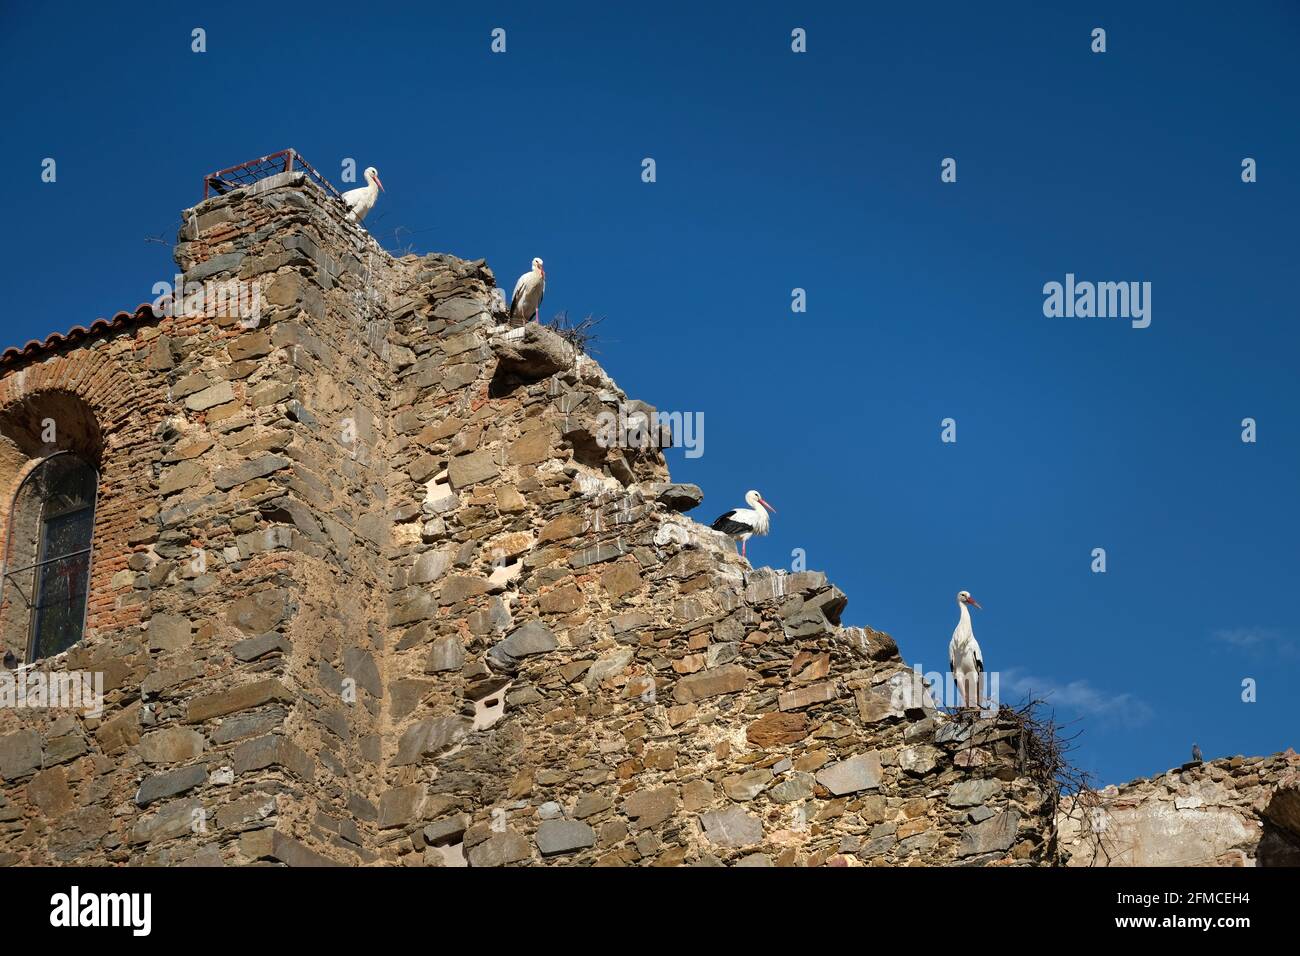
[710,490,775,559]
[949,590,984,711]
[510,257,546,324]
[342,166,384,222]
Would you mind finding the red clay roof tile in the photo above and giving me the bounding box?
[1,303,160,369]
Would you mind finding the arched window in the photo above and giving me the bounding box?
[1,453,98,661]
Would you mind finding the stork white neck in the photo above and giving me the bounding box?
[954,600,974,640]
[744,491,770,534]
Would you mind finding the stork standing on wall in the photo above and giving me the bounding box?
[510,257,546,324]
[342,166,384,222]
[1192,743,1203,763]
[711,490,775,559]
[949,590,984,711]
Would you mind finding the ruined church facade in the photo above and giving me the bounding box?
[0,171,1107,866]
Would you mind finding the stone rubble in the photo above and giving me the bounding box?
[1058,750,1300,866]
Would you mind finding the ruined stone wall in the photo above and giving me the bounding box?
[163,170,411,864]
[1059,752,1299,867]
[0,298,175,862]
[363,204,1057,867]
[0,173,400,864]
[1,175,1059,866]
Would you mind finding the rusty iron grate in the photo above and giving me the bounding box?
[202,149,344,203]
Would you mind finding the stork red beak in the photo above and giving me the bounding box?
[965,597,981,609]
[375,175,384,192]
[759,498,776,513]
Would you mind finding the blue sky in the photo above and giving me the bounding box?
[2,1,1296,785]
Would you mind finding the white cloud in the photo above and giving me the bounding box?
[998,667,1154,728]
[1211,627,1296,656]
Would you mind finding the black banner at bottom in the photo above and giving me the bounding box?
[0,864,1280,944]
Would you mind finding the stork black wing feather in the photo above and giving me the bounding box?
[711,510,752,535]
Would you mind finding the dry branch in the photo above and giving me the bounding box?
[545,311,603,355]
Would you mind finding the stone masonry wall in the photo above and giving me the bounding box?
[0,174,1059,866]
[372,283,1058,866]
[1059,751,1300,867]
[0,173,399,864]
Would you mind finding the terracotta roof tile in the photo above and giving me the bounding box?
[1,303,160,369]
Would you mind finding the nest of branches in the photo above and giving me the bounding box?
[545,311,603,355]
[998,699,1088,795]
[996,697,1114,864]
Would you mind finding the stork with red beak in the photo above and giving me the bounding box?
[342,166,384,222]
[510,257,546,324]
[949,590,984,711]
[711,490,775,559]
